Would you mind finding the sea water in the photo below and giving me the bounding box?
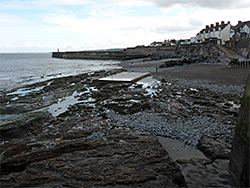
[0,53,120,91]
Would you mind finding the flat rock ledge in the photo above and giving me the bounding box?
[0,115,186,188]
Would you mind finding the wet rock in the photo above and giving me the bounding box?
[104,101,149,114]
[192,99,213,106]
[197,136,231,160]
[0,68,243,187]
[177,158,232,188]
[0,111,51,141]
[158,55,211,69]
[0,123,186,188]
[0,103,32,114]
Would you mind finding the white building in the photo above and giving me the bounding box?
[149,41,164,47]
[196,21,231,45]
[231,20,250,39]
[190,37,196,43]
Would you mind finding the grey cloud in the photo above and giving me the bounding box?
[153,24,196,35]
[149,0,249,9]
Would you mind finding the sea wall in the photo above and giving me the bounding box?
[123,44,223,59]
[52,52,64,58]
[124,46,156,58]
[175,43,225,58]
[236,39,250,59]
[225,38,250,59]
[230,74,250,187]
[52,49,150,60]
[152,46,176,57]
[52,50,125,60]
[52,43,225,60]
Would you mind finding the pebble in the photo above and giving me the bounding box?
[106,110,235,146]
[105,77,242,146]
[166,78,243,97]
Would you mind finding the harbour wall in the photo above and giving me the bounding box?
[52,43,225,60]
[52,50,126,60]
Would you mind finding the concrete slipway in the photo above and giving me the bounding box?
[99,72,150,83]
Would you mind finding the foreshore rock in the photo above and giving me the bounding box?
[0,65,247,187]
[0,70,186,187]
[197,136,231,160]
[176,158,232,188]
[0,115,186,187]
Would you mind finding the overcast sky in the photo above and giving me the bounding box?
[0,0,249,52]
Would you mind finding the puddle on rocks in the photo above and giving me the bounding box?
[0,114,17,121]
[48,87,97,117]
[99,72,149,82]
[228,101,240,109]
[136,76,160,87]
[7,86,45,97]
[157,136,206,161]
[11,97,19,101]
[135,76,161,96]
[6,82,52,99]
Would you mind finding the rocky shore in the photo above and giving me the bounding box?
[1,58,249,187]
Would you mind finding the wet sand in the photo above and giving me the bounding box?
[154,63,250,85]
[121,59,250,85]
[157,136,206,160]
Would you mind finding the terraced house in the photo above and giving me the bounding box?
[196,21,231,45]
[231,20,250,39]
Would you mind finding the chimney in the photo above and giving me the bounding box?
[216,22,219,26]
[206,25,209,29]
[210,24,214,27]
[221,21,225,25]
[238,20,242,24]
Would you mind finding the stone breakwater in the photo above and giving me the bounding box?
[52,49,148,60]
[52,43,227,61]
[52,50,127,60]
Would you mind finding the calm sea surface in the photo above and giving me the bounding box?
[0,53,120,91]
